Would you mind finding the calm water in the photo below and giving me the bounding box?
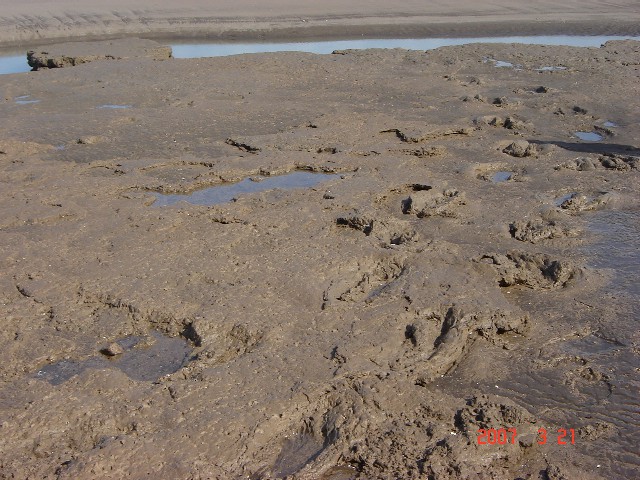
[170,35,640,58]
[153,171,337,207]
[1,35,638,74]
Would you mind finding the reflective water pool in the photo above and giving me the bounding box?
[153,171,337,207]
[2,35,638,74]
[170,35,640,58]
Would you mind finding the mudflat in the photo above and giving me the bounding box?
[1,2,640,480]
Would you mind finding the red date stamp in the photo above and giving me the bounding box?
[477,428,576,445]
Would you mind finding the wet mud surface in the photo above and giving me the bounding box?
[0,38,639,479]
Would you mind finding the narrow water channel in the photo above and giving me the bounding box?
[2,35,638,75]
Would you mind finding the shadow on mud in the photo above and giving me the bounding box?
[529,139,640,156]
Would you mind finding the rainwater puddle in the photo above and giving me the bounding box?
[483,58,519,68]
[153,171,336,207]
[35,331,192,385]
[554,192,577,207]
[492,171,513,182]
[536,66,567,72]
[575,131,604,142]
[14,95,40,105]
[97,104,133,109]
[0,53,31,74]
[603,121,618,128]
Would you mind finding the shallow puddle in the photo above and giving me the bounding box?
[483,58,519,69]
[171,35,640,59]
[2,36,638,75]
[491,171,513,182]
[554,192,577,206]
[35,331,191,385]
[152,171,336,207]
[536,66,567,72]
[575,131,604,142]
[97,104,133,109]
[0,53,31,74]
[14,95,40,105]
[603,121,618,128]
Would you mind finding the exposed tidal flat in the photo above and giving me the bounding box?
[0,2,639,478]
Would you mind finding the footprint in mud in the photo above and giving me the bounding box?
[272,430,327,478]
[479,251,581,289]
[509,218,573,243]
[335,210,419,247]
[34,331,192,385]
[502,140,537,158]
[564,365,613,401]
[400,306,529,385]
[598,154,638,171]
[322,257,406,308]
[401,186,466,218]
[411,395,537,479]
[475,115,529,131]
[555,191,617,213]
[556,154,638,172]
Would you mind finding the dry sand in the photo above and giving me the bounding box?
[1,0,640,47]
[0,2,640,480]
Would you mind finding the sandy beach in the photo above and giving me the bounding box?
[1,2,639,480]
[1,0,640,47]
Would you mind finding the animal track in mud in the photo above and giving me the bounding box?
[81,288,264,369]
[335,210,419,247]
[502,140,537,157]
[509,219,572,243]
[400,306,529,385]
[556,191,617,213]
[556,154,638,172]
[475,115,530,131]
[480,251,581,289]
[402,187,466,218]
[322,257,406,308]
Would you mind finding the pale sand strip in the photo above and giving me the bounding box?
[0,0,639,47]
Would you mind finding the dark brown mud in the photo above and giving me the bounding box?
[0,38,638,479]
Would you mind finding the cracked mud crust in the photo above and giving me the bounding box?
[0,36,639,479]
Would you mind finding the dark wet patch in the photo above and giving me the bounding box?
[575,131,604,142]
[152,171,336,207]
[587,210,640,298]
[320,465,359,480]
[34,331,191,385]
[273,432,326,478]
